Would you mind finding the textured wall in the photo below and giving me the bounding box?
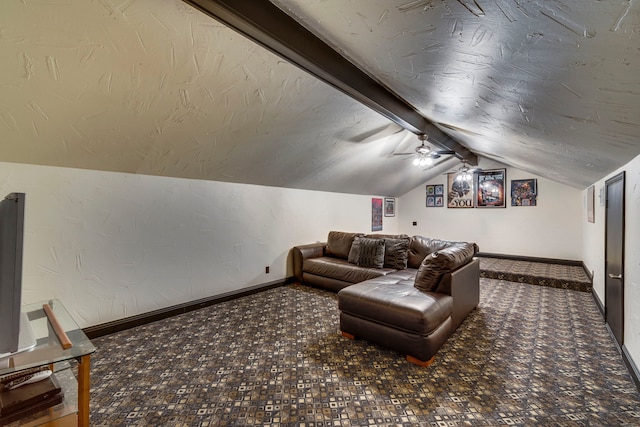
[398,159,583,260]
[0,162,397,328]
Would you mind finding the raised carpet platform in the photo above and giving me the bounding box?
[479,257,591,292]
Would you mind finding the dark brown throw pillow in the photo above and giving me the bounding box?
[414,242,476,292]
[356,237,385,269]
[383,238,410,269]
[347,236,362,264]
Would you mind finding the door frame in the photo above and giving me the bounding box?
[604,171,625,346]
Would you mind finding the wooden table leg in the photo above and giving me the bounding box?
[77,354,90,427]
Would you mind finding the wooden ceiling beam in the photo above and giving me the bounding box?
[183,0,477,165]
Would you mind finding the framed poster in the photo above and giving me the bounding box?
[511,179,537,206]
[384,197,395,217]
[476,169,506,208]
[587,185,595,223]
[447,173,474,208]
[426,185,444,207]
[371,198,383,231]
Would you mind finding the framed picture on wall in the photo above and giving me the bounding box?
[426,185,444,207]
[371,198,383,231]
[384,198,395,217]
[587,185,595,223]
[447,173,474,208]
[476,169,506,208]
[511,179,537,206]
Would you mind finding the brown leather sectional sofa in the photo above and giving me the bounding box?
[292,231,480,366]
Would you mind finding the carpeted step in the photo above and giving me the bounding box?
[479,257,592,292]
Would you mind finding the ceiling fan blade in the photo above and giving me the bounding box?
[352,123,405,144]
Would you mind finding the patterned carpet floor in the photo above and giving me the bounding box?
[479,258,592,292]
[88,278,640,426]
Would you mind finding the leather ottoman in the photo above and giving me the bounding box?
[338,276,454,366]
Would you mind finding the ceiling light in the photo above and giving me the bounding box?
[412,134,433,168]
[455,162,475,182]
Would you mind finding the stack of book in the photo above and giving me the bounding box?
[0,367,64,426]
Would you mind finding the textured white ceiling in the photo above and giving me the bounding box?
[272,0,640,188]
[1,0,639,195]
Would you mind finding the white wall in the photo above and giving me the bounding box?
[0,161,398,328]
[582,154,640,374]
[398,159,584,260]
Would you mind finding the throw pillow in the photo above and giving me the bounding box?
[356,237,385,269]
[414,242,476,292]
[383,238,410,269]
[347,236,362,264]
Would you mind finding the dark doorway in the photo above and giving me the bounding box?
[605,172,625,347]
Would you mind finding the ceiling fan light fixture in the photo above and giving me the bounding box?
[455,172,472,182]
[454,162,475,181]
[412,134,433,168]
[413,155,433,167]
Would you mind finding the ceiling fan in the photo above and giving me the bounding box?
[445,161,483,182]
[393,134,455,167]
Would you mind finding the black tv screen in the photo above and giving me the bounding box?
[0,192,25,355]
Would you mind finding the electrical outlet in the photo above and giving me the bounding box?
[265,266,270,274]
[413,221,417,226]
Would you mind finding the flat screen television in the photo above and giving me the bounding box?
[0,192,35,359]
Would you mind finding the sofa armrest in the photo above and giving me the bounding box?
[435,258,480,330]
[292,242,326,282]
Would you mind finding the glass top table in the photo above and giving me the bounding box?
[0,300,95,427]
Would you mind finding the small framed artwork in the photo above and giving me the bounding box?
[476,169,506,208]
[447,173,474,208]
[587,186,595,223]
[511,179,537,206]
[372,198,383,231]
[426,185,444,207]
[384,197,395,217]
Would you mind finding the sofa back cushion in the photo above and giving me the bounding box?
[364,233,409,240]
[326,231,362,259]
[356,237,386,268]
[407,236,452,268]
[414,242,476,292]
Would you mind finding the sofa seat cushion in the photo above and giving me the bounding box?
[303,257,396,284]
[338,280,453,335]
[384,268,418,282]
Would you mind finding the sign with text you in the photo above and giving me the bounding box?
[446,173,474,208]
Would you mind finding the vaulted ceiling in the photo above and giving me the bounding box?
[1,0,639,196]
